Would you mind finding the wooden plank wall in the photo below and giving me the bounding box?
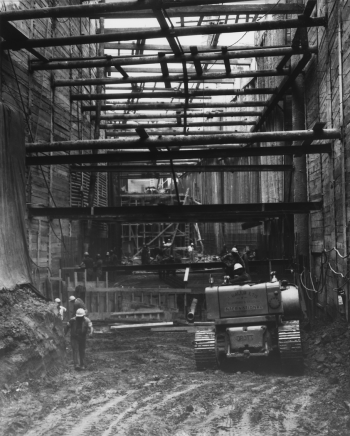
[0,1,108,294]
[253,1,350,318]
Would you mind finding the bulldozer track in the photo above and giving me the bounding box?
[278,320,303,370]
[194,330,218,370]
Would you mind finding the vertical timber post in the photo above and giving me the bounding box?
[292,58,309,318]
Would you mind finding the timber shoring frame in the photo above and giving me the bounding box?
[1,0,334,247]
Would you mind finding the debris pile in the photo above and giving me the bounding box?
[0,287,66,388]
[303,318,350,382]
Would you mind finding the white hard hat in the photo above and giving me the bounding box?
[84,252,89,256]
[69,296,76,302]
[54,298,61,303]
[233,263,243,271]
[76,308,85,317]
[106,252,110,256]
[231,247,238,253]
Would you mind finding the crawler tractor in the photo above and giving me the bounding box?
[191,276,303,371]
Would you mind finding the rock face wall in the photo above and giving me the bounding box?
[0,287,65,388]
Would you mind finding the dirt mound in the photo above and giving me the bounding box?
[0,286,66,389]
[303,317,350,380]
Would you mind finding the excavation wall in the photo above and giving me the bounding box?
[255,0,350,318]
[0,0,108,293]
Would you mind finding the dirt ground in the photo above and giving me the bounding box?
[1,321,350,436]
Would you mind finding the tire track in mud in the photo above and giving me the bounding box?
[100,383,208,436]
[24,393,134,436]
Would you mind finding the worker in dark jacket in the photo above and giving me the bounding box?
[230,263,251,284]
[80,252,94,280]
[221,247,246,276]
[69,295,87,316]
[65,308,93,370]
[141,244,151,265]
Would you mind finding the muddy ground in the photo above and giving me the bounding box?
[1,320,350,436]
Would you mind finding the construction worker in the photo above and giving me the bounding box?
[95,254,103,280]
[80,252,94,281]
[64,308,93,370]
[69,295,87,316]
[230,263,251,284]
[141,244,151,265]
[54,298,66,321]
[187,242,195,262]
[221,247,246,275]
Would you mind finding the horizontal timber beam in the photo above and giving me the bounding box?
[104,64,252,74]
[26,144,333,165]
[100,4,305,19]
[27,202,323,223]
[70,164,294,173]
[25,130,340,153]
[0,0,258,21]
[93,111,262,120]
[104,130,255,137]
[82,101,268,112]
[3,18,327,50]
[100,121,256,130]
[54,69,289,88]
[31,46,317,71]
[81,100,268,112]
[71,88,277,101]
[104,42,301,54]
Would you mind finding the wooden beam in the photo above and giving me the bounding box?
[26,144,333,165]
[70,164,294,173]
[5,18,326,51]
[93,110,262,120]
[103,130,254,137]
[25,130,340,153]
[0,0,261,21]
[54,69,288,87]
[100,121,256,130]
[103,42,302,54]
[159,52,171,88]
[30,45,317,71]
[98,4,305,19]
[27,202,323,223]
[254,53,312,131]
[82,101,269,112]
[152,7,183,56]
[222,46,231,74]
[190,46,203,76]
[71,88,277,101]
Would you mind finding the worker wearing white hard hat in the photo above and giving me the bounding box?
[69,295,87,317]
[64,308,93,370]
[230,263,251,285]
[221,246,246,277]
[54,298,67,321]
